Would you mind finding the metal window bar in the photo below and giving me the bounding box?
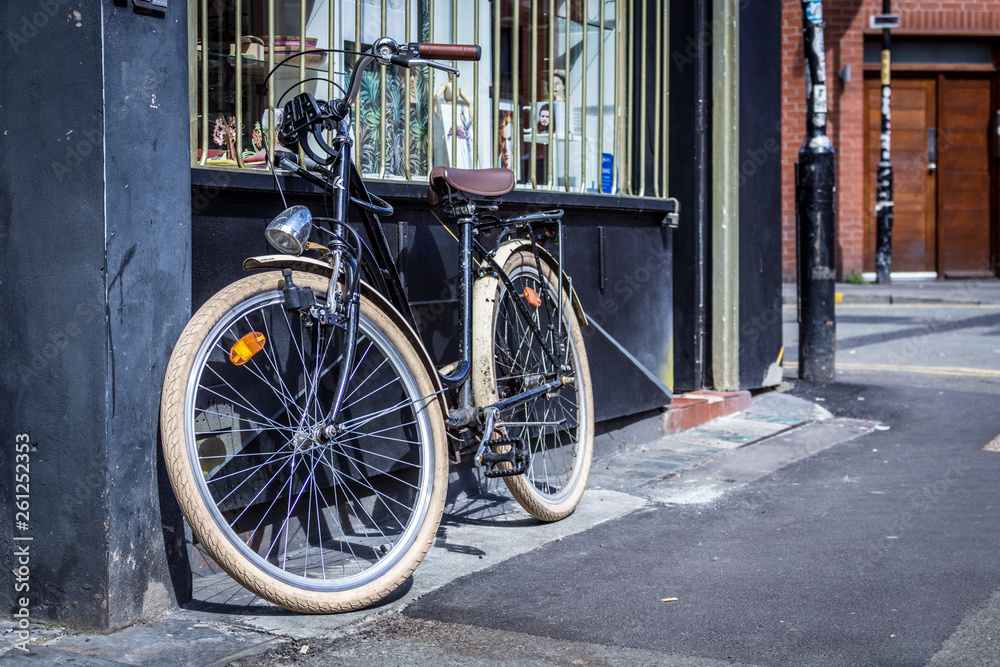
[597,0,604,192]
[427,0,434,174]
[268,0,276,162]
[653,0,661,197]
[546,0,555,189]
[234,0,245,168]
[612,0,623,194]
[624,0,633,195]
[473,0,480,169]
[660,1,670,197]
[355,0,362,165]
[298,0,308,168]
[405,0,412,179]
[529,0,538,187]
[492,0,500,169]
[451,0,459,170]
[562,0,570,192]
[512,0,520,184]
[329,0,337,157]
[578,0,588,193]
[637,0,646,196]
[380,1,388,178]
[197,1,207,165]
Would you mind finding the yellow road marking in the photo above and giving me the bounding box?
[784,361,1000,379]
[782,303,1000,309]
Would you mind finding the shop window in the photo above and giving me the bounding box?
[190,0,669,197]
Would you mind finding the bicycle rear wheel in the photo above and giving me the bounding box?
[160,271,446,613]
[472,247,594,522]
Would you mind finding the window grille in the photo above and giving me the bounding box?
[190,0,668,197]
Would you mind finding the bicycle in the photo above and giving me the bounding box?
[160,37,593,613]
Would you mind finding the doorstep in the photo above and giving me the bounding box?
[662,390,753,434]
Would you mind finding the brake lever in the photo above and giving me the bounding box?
[394,57,459,77]
[415,59,460,76]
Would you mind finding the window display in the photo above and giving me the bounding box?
[190,0,667,197]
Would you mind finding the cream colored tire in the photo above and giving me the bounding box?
[472,249,594,522]
[160,271,447,613]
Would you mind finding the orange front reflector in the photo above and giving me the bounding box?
[523,286,541,308]
[230,332,266,366]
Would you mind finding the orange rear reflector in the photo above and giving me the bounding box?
[230,332,266,366]
[523,287,541,308]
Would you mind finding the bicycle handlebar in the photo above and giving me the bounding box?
[417,43,482,61]
[274,37,481,166]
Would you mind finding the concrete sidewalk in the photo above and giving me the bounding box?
[1,389,868,666]
[783,279,1000,306]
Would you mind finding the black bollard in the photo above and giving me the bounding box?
[796,0,836,383]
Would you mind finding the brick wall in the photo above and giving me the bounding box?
[779,0,1000,282]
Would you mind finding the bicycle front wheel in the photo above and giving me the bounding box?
[160,271,447,613]
[472,248,594,522]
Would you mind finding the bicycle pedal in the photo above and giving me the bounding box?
[479,437,529,478]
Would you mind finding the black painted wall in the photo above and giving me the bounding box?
[737,0,784,388]
[671,0,783,392]
[0,1,191,629]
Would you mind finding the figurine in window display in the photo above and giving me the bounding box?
[551,71,566,102]
[498,110,514,170]
[435,80,474,168]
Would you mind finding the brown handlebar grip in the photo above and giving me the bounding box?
[419,43,482,61]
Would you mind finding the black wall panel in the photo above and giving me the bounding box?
[191,181,673,423]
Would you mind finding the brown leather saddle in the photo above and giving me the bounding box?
[427,166,515,206]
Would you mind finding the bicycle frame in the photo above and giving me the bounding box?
[261,53,577,443]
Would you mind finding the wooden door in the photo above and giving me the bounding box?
[864,77,937,272]
[864,75,994,275]
[937,77,993,277]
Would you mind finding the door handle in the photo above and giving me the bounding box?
[928,127,937,172]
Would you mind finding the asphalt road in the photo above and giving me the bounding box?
[240,380,1000,666]
[228,301,1000,666]
[785,303,1000,395]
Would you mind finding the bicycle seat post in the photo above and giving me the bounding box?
[457,210,475,410]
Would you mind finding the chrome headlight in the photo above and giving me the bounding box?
[265,205,313,255]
